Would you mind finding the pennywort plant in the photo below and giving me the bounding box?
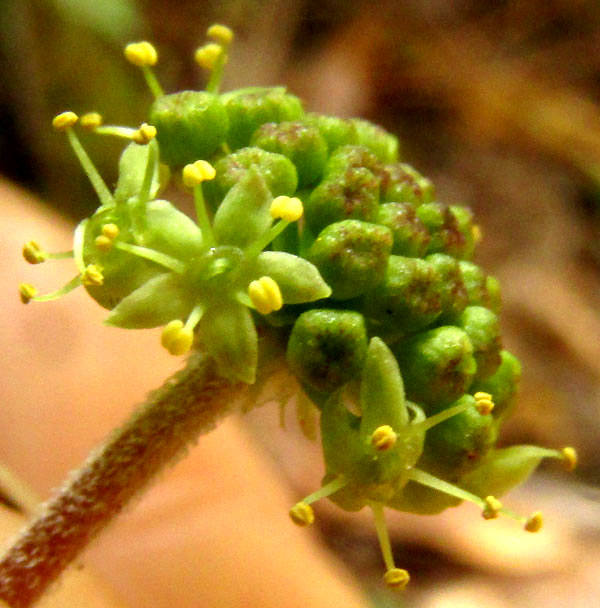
[2,23,576,606]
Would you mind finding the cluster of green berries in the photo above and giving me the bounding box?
[19,25,576,590]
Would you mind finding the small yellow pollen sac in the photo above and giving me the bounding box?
[80,112,103,130]
[161,320,194,356]
[472,224,482,243]
[207,24,234,45]
[289,502,314,527]
[194,43,223,70]
[482,495,503,520]
[561,446,578,471]
[248,276,283,315]
[124,41,158,67]
[384,568,410,591]
[182,160,216,188]
[81,264,104,287]
[270,196,304,222]
[52,111,79,131]
[474,391,495,415]
[19,283,38,304]
[132,123,157,145]
[524,511,543,533]
[23,241,47,264]
[95,235,113,252]
[101,223,120,240]
[371,425,397,451]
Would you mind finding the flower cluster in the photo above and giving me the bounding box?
[20,24,576,589]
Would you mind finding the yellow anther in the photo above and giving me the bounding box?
[194,43,224,70]
[524,511,543,533]
[383,568,410,591]
[81,264,104,286]
[124,41,158,67]
[22,241,47,264]
[161,320,194,356]
[482,495,503,520]
[289,502,314,527]
[101,223,120,239]
[132,123,157,145]
[95,235,113,252]
[182,160,216,187]
[561,446,578,471]
[270,196,304,222]
[207,24,234,45]
[474,391,494,415]
[248,276,283,315]
[52,111,79,131]
[371,425,397,451]
[472,224,482,243]
[80,112,103,130]
[19,283,38,304]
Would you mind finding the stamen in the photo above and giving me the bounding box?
[370,425,397,452]
[207,24,234,46]
[248,276,283,315]
[301,476,348,506]
[94,125,138,140]
[23,241,47,264]
[383,568,410,591]
[472,225,482,243]
[524,511,543,533]
[411,399,474,434]
[270,196,304,222]
[474,391,495,415]
[124,41,164,99]
[370,502,397,574]
[81,264,104,286]
[289,502,314,527]
[561,446,578,471]
[80,112,103,130]
[482,495,503,520]
[182,161,216,248]
[132,123,157,145]
[19,283,38,304]
[95,235,113,252]
[102,224,120,239]
[161,320,194,356]
[194,43,223,71]
[53,112,114,208]
[114,242,186,274]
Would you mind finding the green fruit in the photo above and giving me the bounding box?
[457,306,502,381]
[425,253,468,320]
[377,203,430,257]
[351,118,399,163]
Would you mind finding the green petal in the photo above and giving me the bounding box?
[198,302,258,383]
[212,169,272,248]
[255,251,331,304]
[114,141,161,205]
[359,337,409,441]
[104,272,195,329]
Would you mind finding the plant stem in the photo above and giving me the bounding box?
[0,352,241,608]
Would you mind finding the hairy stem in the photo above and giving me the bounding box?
[0,352,241,608]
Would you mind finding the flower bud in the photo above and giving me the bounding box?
[148,91,229,167]
[377,203,430,257]
[394,326,476,409]
[381,163,435,206]
[302,113,358,153]
[470,350,521,421]
[205,147,298,209]
[457,306,502,381]
[425,253,468,320]
[416,202,466,257]
[304,167,380,236]
[307,220,392,300]
[351,118,399,163]
[323,144,383,179]
[221,86,304,150]
[419,394,497,481]
[449,205,478,260]
[251,121,328,188]
[458,260,499,310]
[362,256,443,334]
[287,309,368,395]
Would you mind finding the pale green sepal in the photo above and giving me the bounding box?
[359,337,409,442]
[461,445,556,498]
[73,218,89,273]
[104,272,195,329]
[198,301,258,383]
[213,169,272,248]
[255,251,331,303]
[142,200,204,258]
[114,141,161,204]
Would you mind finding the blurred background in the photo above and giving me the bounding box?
[2,0,600,606]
